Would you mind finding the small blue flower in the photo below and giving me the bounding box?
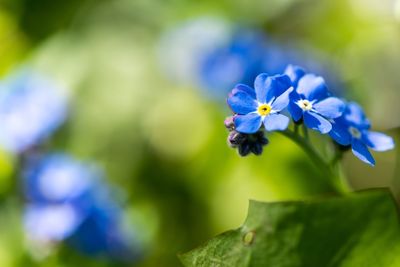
[23,154,100,242]
[23,154,95,205]
[200,30,268,98]
[285,65,345,134]
[227,74,293,134]
[24,203,85,242]
[0,71,68,153]
[68,195,142,262]
[329,102,395,166]
[23,153,143,262]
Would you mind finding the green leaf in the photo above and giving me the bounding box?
[179,190,400,267]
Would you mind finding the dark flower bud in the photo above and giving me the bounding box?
[250,142,263,155]
[238,142,251,156]
[255,131,269,145]
[227,130,269,156]
[227,131,246,147]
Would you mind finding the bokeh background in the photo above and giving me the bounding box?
[0,0,399,266]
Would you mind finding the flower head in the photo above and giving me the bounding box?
[329,102,394,166]
[285,65,345,134]
[200,30,268,98]
[0,71,68,154]
[23,153,143,261]
[227,73,293,134]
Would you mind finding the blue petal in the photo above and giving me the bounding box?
[271,87,293,112]
[254,73,269,103]
[263,114,290,131]
[313,97,345,119]
[344,102,370,129]
[296,74,329,101]
[364,131,394,152]
[254,74,292,103]
[288,91,303,121]
[284,64,306,87]
[234,113,262,134]
[329,118,352,146]
[24,204,83,241]
[351,139,375,166]
[227,91,257,114]
[231,84,256,99]
[304,111,332,134]
[266,75,292,104]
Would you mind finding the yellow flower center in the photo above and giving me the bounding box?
[257,104,271,116]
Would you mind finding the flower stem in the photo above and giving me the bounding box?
[330,150,343,166]
[302,124,309,140]
[279,129,349,195]
[294,123,299,135]
[280,129,327,168]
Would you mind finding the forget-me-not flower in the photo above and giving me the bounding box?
[227,73,293,134]
[329,102,394,166]
[200,30,269,98]
[23,153,143,262]
[285,65,345,134]
[0,71,68,154]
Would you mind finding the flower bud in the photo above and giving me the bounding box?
[227,131,245,147]
[224,115,236,130]
[238,142,251,156]
[227,130,268,156]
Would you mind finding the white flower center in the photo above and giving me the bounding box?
[348,126,362,139]
[297,99,313,111]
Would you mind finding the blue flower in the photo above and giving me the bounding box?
[329,102,394,166]
[200,30,268,98]
[227,74,293,134]
[23,154,95,205]
[23,153,143,262]
[24,203,85,242]
[285,65,345,134]
[0,71,68,153]
[67,195,142,262]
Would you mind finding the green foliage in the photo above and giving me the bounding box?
[180,190,400,267]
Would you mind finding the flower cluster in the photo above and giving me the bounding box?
[159,18,342,100]
[225,65,394,166]
[23,153,142,262]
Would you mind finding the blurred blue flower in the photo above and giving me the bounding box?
[68,194,142,262]
[158,17,231,86]
[23,153,142,262]
[25,203,84,242]
[199,31,269,98]
[285,65,345,134]
[0,71,68,154]
[227,74,293,134]
[23,154,95,205]
[329,102,395,166]
[159,18,345,102]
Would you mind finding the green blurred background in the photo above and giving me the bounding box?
[0,0,399,266]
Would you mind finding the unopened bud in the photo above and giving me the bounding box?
[228,131,245,147]
[238,142,251,156]
[224,116,236,130]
